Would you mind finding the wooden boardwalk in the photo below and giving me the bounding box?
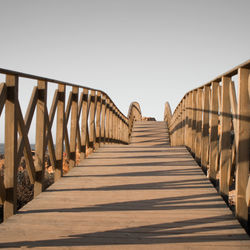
[0,121,249,249]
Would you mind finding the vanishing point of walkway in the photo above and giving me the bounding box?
[0,121,249,249]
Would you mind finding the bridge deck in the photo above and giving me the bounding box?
[0,121,249,249]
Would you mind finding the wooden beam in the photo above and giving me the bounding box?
[195,88,202,163]
[201,86,210,172]
[235,68,250,226]
[208,82,219,182]
[4,74,18,220]
[0,175,5,205]
[100,94,107,144]
[95,91,102,148]
[89,90,96,150]
[219,76,231,198]
[55,84,65,181]
[80,89,89,159]
[69,86,79,169]
[34,80,47,197]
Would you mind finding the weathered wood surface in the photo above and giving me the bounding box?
[0,121,249,249]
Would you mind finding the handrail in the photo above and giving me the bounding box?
[0,69,142,221]
[127,102,142,141]
[164,60,250,229]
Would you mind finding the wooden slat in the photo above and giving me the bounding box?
[16,87,38,165]
[89,90,96,150]
[235,68,250,226]
[201,86,210,172]
[105,99,110,143]
[16,101,36,184]
[100,94,107,144]
[195,89,202,163]
[34,80,47,197]
[208,82,219,182]
[4,74,18,220]
[76,91,84,153]
[55,84,65,181]
[0,83,7,116]
[191,90,197,155]
[69,87,79,169]
[95,92,102,148]
[219,76,231,198]
[80,89,89,159]
[109,102,114,142]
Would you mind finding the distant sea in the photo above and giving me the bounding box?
[0,143,36,155]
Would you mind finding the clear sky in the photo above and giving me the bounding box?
[0,0,250,142]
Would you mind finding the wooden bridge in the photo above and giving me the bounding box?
[0,60,249,249]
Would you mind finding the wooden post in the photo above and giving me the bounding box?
[191,90,197,155]
[34,80,47,197]
[89,90,96,150]
[201,85,210,172]
[100,94,106,144]
[95,91,101,149]
[109,102,114,143]
[195,88,202,163]
[69,86,79,169]
[80,89,89,159]
[105,99,110,143]
[219,76,231,198]
[208,82,219,182]
[4,75,18,220]
[188,93,193,150]
[235,68,250,226]
[55,84,65,181]
[185,95,189,147]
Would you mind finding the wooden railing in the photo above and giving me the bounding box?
[164,60,250,228]
[0,68,142,221]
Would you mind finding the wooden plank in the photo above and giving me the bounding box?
[219,77,231,198]
[105,99,110,143]
[208,82,219,182]
[16,101,36,184]
[95,92,102,148]
[34,80,47,197]
[4,74,18,220]
[89,90,96,150]
[69,86,79,169]
[191,91,197,155]
[195,89,202,163]
[76,91,84,154]
[0,82,6,116]
[55,84,65,181]
[201,86,210,172]
[109,102,114,143]
[100,94,107,144]
[80,89,89,159]
[235,68,250,226]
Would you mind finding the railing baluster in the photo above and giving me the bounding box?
[69,86,79,169]
[235,68,250,226]
[55,84,65,181]
[4,74,18,219]
[95,91,102,149]
[80,89,89,159]
[219,76,231,198]
[208,82,218,182]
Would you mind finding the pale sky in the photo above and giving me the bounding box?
[0,0,250,142]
